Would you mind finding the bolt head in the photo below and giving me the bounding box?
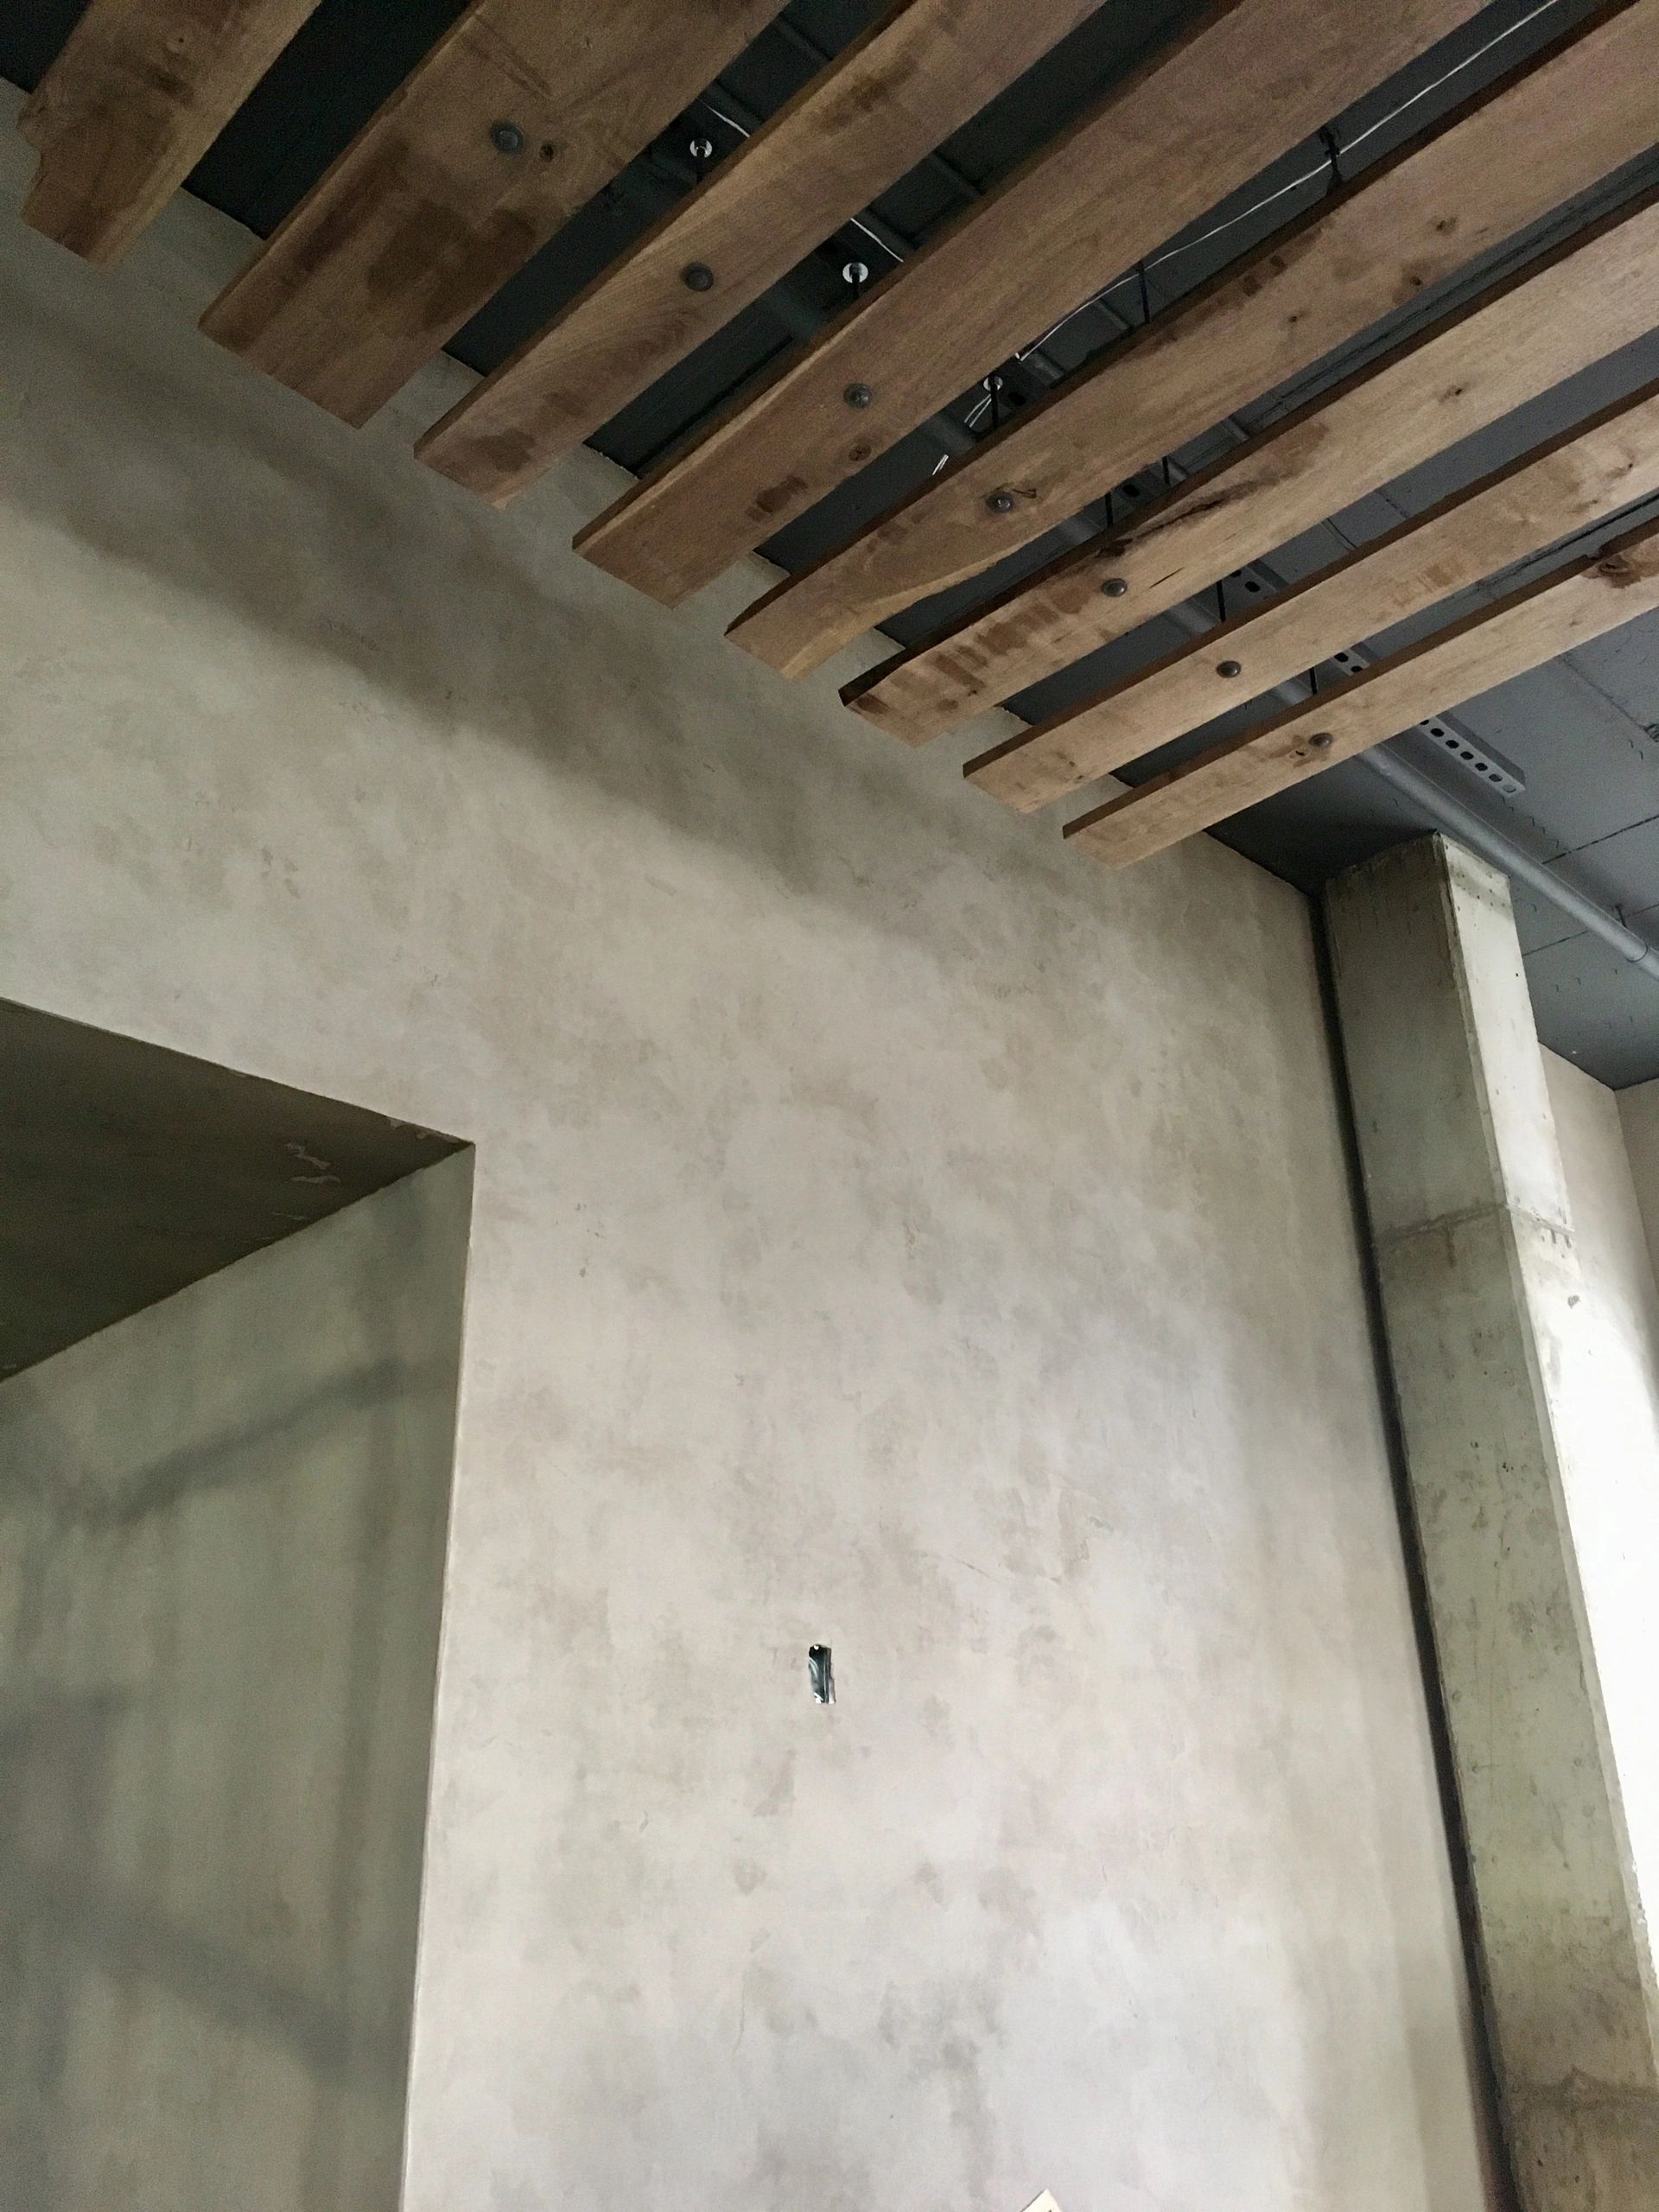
[688,136,715,163]
[844,382,874,410]
[1306,731,1334,753]
[1217,658,1243,679]
[1101,575,1129,598]
[681,262,715,292]
[489,119,525,155]
[987,490,1016,515]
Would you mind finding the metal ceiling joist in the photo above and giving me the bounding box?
[728,0,1659,681]
[415,0,1103,504]
[199,0,788,425]
[969,377,1659,811]
[1067,514,1659,867]
[844,185,1659,744]
[572,0,1484,608]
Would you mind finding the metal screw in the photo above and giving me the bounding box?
[844,382,874,409]
[1306,731,1334,752]
[1101,576,1129,598]
[682,263,715,292]
[841,260,870,294]
[1217,658,1243,678]
[986,490,1016,515]
[489,119,525,155]
[689,135,715,174]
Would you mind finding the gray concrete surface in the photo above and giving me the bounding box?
[1328,837,1659,2212]
[0,1155,473,2211]
[0,97,1494,2212]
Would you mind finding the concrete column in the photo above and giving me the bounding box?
[1325,835,1659,2212]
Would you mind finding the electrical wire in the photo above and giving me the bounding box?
[704,0,1573,467]
[709,0,1577,310]
[1341,0,1567,157]
[1011,0,1568,366]
[699,93,909,272]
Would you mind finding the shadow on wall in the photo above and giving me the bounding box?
[0,1155,472,2212]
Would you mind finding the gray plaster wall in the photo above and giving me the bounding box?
[1543,1053,1659,1955]
[0,98,1494,2212]
[1616,1077,1659,1288]
[0,1158,473,2211]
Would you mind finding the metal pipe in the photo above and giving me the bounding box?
[624,55,1659,984]
[1156,593,1659,981]
[1358,747,1659,979]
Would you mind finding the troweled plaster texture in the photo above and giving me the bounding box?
[1544,1049,1659,1953]
[1617,1077,1659,1290]
[0,94,1494,2212]
[0,1158,472,2211]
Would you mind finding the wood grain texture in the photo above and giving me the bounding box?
[1065,515,1659,867]
[416,0,1103,504]
[574,0,1482,607]
[844,187,1659,745]
[198,0,785,425]
[969,378,1659,810]
[730,0,1658,677]
[19,0,321,265]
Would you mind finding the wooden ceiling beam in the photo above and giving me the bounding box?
[416,0,1104,505]
[730,0,1659,679]
[969,378,1659,811]
[198,0,786,427]
[843,187,1659,746]
[19,0,322,265]
[1065,515,1659,868]
[573,0,1483,608]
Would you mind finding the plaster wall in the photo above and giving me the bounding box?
[0,1159,472,2211]
[1542,1052,1659,1955]
[0,98,1493,2212]
[1616,1077,1659,1287]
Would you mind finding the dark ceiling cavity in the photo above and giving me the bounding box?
[4,0,1657,1081]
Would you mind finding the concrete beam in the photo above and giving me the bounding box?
[1325,835,1659,2211]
